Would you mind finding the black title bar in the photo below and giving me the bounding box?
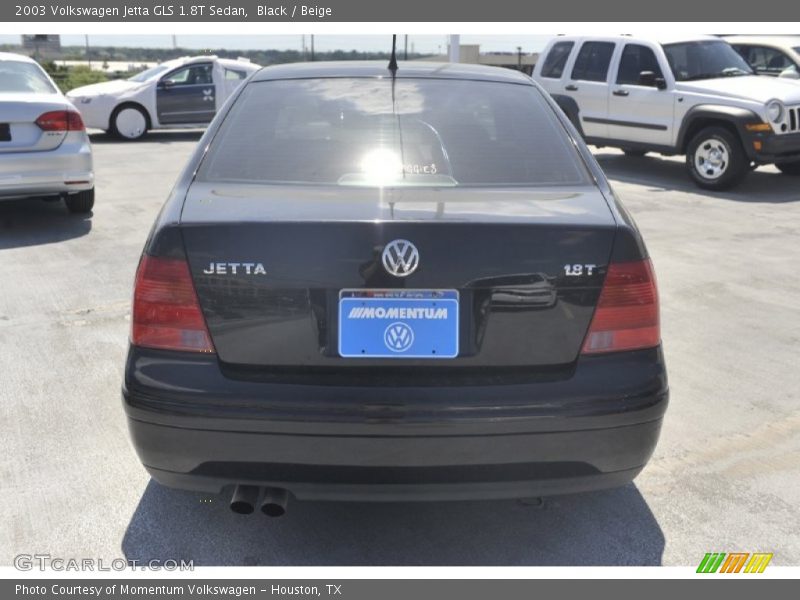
[3,0,800,22]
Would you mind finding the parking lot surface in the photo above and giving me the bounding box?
[1,133,798,566]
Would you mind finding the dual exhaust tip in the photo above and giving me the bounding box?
[230,485,289,517]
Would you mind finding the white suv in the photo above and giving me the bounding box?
[533,35,800,190]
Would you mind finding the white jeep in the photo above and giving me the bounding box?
[533,35,800,190]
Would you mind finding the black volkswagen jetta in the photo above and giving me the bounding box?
[124,61,668,516]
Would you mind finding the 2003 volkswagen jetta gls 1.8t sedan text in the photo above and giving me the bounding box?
[123,61,668,516]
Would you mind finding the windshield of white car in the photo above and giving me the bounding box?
[663,40,755,81]
[128,65,170,82]
[0,61,57,93]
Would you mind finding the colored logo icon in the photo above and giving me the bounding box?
[696,552,773,573]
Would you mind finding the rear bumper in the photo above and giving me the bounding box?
[123,346,669,501]
[0,131,93,200]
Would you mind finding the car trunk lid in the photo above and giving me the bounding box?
[0,93,72,153]
[179,183,617,368]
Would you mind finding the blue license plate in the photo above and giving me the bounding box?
[338,290,459,359]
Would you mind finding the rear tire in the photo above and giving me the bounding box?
[686,126,748,190]
[110,104,148,140]
[622,148,647,157]
[65,188,94,214]
[776,161,800,175]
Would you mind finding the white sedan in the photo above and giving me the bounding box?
[0,52,94,213]
[726,36,800,81]
[67,55,260,140]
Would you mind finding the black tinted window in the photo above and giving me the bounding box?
[198,78,588,187]
[617,44,664,85]
[541,42,574,78]
[663,41,753,81]
[571,42,615,82]
[163,64,213,85]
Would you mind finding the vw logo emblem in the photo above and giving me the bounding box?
[384,322,414,353]
[382,239,419,277]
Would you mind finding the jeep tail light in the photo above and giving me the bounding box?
[581,259,660,354]
[35,110,85,132]
[132,255,215,353]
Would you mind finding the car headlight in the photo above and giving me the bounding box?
[766,100,785,123]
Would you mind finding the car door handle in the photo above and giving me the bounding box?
[613,89,630,97]
[565,84,579,91]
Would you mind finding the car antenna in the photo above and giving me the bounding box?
[388,34,398,75]
[387,34,404,180]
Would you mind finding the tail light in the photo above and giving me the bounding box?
[131,255,215,353]
[581,259,660,354]
[35,110,85,132]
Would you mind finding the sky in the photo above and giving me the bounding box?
[0,34,553,54]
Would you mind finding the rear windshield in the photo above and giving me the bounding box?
[197,77,588,187]
[0,61,57,94]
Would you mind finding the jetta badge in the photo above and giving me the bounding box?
[202,262,266,275]
[382,240,419,277]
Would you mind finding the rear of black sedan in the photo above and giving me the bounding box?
[123,62,668,515]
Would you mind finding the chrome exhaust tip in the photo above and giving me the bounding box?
[260,488,289,517]
[229,485,260,514]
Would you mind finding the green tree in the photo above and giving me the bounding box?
[41,62,108,93]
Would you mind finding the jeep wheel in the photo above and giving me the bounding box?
[776,161,800,176]
[622,148,648,157]
[686,127,748,190]
[64,188,95,214]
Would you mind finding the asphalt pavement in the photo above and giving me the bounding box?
[1,132,798,566]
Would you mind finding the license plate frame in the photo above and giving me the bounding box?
[338,289,459,359]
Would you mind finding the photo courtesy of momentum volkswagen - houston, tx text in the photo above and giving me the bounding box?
[0,5,798,585]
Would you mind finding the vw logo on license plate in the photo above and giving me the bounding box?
[384,322,414,352]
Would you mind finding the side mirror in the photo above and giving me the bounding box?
[158,79,175,89]
[639,70,667,90]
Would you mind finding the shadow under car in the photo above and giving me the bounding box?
[121,479,665,566]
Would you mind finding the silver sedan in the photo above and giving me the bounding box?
[0,52,94,213]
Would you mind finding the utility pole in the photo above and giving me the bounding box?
[404,35,408,60]
[517,46,523,70]
[85,34,90,69]
[310,34,315,61]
